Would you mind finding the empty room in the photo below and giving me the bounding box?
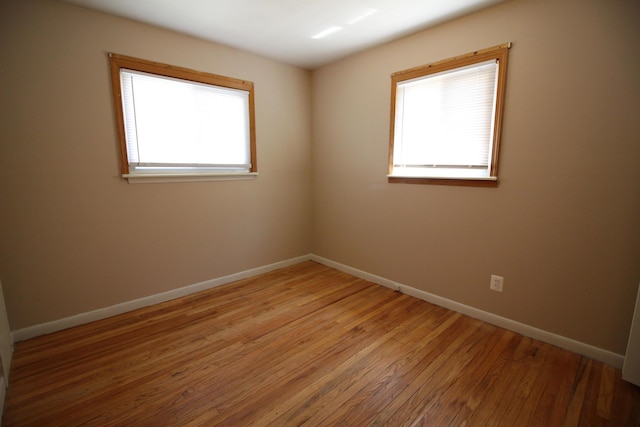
[1,0,639,425]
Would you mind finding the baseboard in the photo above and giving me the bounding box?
[310,254,625,369]
[12,255,312,342]
[310,254,402,292]
[12,253,625,369]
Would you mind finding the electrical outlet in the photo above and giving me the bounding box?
[490,275,504,292]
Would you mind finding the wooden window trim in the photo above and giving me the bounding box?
[108,53,257,176]
[388,43,511,187]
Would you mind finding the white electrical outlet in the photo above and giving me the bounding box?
[490,275,504,292]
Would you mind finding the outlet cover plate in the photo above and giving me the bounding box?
[490,275,504,292]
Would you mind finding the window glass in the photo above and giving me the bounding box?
[389,44,510,185]
[109,54,257,180]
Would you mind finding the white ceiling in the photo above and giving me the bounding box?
[60,0,509,69]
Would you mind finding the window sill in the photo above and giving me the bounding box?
[387,174,498,187]
[123,172,259,184]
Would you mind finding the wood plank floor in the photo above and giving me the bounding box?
[3,261,640,426]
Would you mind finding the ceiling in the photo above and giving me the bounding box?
[60,0,509,69]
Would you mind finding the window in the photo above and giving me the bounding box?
[388,43,510,186]
[109,54,257,182]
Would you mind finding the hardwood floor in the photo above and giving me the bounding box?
[3,261,639,426]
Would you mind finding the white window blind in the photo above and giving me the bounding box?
[392,59,499,178]
[120,69,251,173]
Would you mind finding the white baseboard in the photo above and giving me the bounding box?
[12,253,625,369]
[310,255,625,369]
[12,255,312,342]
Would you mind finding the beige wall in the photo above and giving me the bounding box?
[0,279,13,383]
[311,0,640,354]
[0,0,312,330]
[1,0,639,357]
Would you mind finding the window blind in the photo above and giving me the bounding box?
[393,60,498,171]
[120,69,251,172]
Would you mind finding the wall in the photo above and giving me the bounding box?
[311,0,640,355]
[1,0,639,359]
[0,0,312,330]
[0,279,12,382]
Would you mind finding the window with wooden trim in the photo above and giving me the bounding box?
[109,54,257,183]
[388,43,510,186]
